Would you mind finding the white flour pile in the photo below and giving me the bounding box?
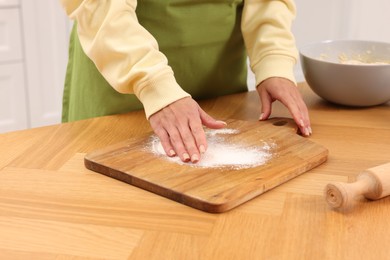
[147,128,276,170]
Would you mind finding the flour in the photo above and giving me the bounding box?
[147,128,276,170]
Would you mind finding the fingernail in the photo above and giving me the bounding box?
[169,149,176,156]
[299,119,305,128]
[259,113,264,121]
[216,120,227,126]
[304,128,310,136]
[308,126,313,135]
[191,154,199,163]
[199,145,206,154]
[183,153,190,162]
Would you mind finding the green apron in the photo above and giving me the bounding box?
[62,0,248,122]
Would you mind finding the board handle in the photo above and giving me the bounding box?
[268,117,299,134]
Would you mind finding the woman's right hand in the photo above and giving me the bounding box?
[149,97,227,163]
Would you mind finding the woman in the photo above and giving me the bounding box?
[60,0,311,163]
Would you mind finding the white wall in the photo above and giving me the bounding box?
[0,0,71,133]
[293,0,390,81]
[21,0,71,128]
[248,0,390,88]
[1,0,390,133]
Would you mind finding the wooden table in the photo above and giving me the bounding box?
[1,83,389,259]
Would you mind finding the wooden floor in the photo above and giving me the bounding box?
[1,83,390,259]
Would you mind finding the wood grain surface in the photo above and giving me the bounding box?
[1,82,390,259]
[85,118,328,212]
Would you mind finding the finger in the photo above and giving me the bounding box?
[280,92,311,137]
[168,126,192,162]
[188,118,208,155]
[296,97,312,135]
[295,94,310,125]
[290,92,312,136]
[149,115,176,157]
[149,110,190,161]
[258,89,273,121]
[198,107,227,129]
[176,120,201,163]
[154,127,176,157]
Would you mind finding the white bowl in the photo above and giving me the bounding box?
[300,40,390,106]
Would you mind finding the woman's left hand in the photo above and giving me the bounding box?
[256,77,312,136]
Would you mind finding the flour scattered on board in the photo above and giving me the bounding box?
[147,128,276,170]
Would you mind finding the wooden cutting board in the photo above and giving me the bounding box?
[84,118,328,213]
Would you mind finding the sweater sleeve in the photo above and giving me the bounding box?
[60,0,190,118]
[241,0,298,86]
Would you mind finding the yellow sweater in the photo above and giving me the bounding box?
[60,0,298,118]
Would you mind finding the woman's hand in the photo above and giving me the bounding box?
[257,77,312,136]
[149,97,226,163]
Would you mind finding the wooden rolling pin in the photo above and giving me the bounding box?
[325,162,390,209]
